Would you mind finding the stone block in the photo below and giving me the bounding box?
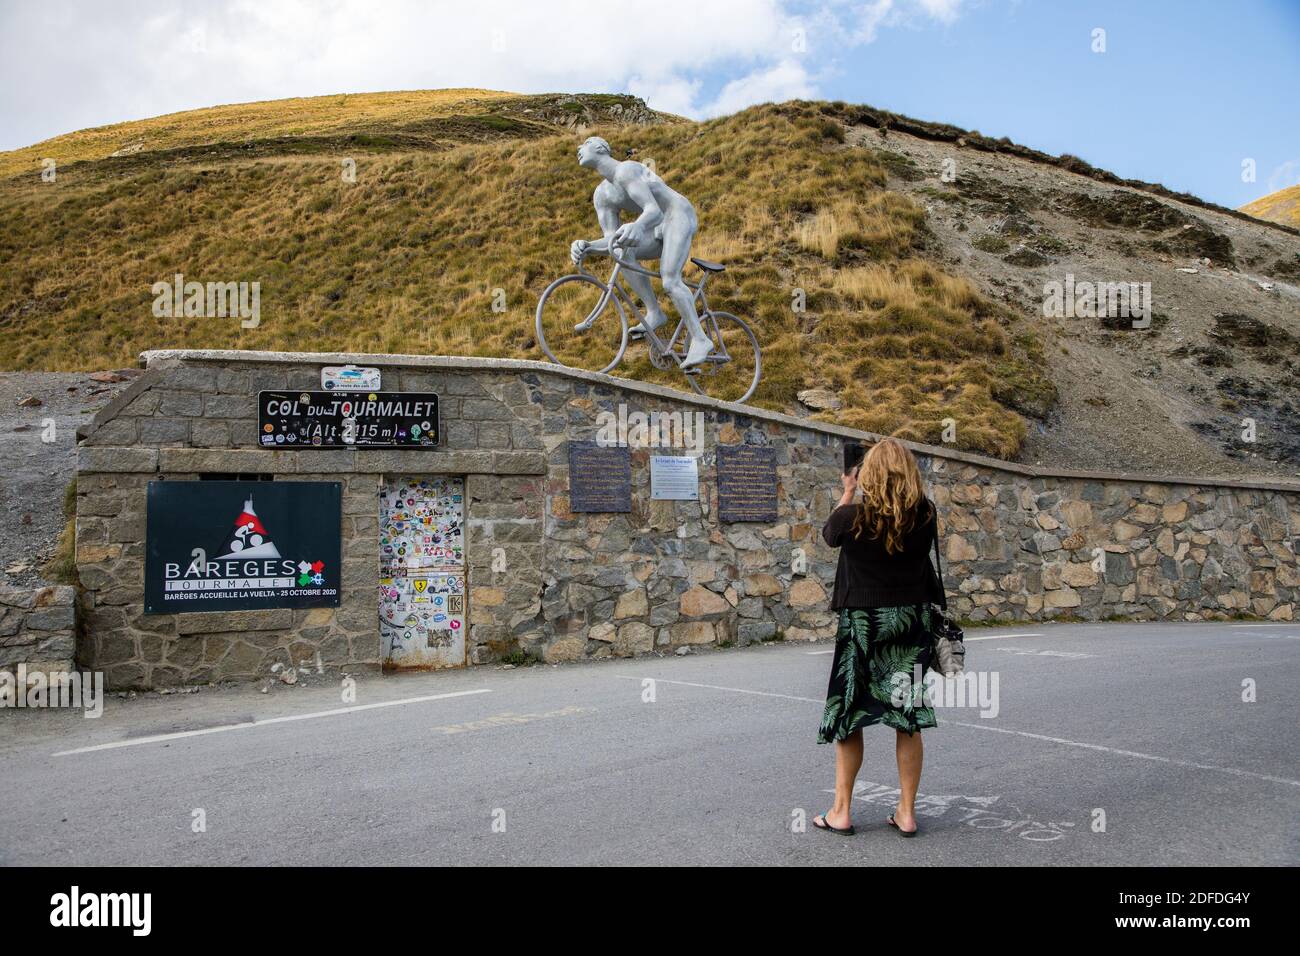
[669,621,716,645]
[680,585,728,617]
[78,447,159,474]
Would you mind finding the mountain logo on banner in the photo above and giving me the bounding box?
[215,496,282,560]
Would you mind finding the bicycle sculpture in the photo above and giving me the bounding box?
[534,136,761,404]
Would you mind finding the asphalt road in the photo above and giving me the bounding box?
[2,622,1297,866]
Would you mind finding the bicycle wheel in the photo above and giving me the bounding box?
[535,273,628,375]
[684,311,761,404]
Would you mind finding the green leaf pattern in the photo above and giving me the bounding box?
[817,605,937,744]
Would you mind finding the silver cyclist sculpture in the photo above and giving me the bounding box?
[534,136,761,404]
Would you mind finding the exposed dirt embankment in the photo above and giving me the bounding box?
[0,371,134,587]
[842,120,1300,482]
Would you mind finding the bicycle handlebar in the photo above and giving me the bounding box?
[576,246,659,279]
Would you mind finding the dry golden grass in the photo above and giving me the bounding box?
[797,194,922,259]
[0,95,1048,457]
[0,89,523,179]
[1240,183,1300,228]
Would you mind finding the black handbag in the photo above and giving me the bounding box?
[927,513,966,676]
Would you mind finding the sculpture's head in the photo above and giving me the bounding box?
[577,136,611,169]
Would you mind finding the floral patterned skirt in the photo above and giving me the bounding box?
[817,604,937,743]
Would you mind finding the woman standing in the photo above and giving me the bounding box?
[813,438,943,838]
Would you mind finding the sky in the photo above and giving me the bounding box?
[0,0,1296,209]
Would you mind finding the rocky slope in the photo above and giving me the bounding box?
[833,110,1299,481]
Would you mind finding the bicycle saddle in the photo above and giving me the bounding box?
[690,257,726,273]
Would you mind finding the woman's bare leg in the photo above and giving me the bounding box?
[894,729,923,831]
[821,728,863,830]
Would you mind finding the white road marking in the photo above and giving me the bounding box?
[1226,625,1300,639]
[940,719,1300,789]
[806,650,833,655]
[993,647,1094,659]
[53,688,492,757]
[615,675,820,704]
[623,672,1300,789]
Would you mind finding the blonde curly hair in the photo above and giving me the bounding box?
[850,438,931,554]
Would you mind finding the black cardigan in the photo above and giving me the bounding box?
[822,500,943,610]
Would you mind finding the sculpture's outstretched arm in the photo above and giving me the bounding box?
[585,201,623,255]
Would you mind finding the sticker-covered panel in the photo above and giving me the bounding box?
[379,572,466,666]
[379,476,465,572]
[379,477,466,668]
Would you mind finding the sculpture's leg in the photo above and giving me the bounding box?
[622,238,669,337]
[658,209,712,369]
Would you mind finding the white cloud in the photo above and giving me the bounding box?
[915,0,965,23]
[703,60,817,117]
[0,0,971,146]
[853,0,897,44]
[1266,159,1300,193]
[850,0,966,43]
[627,75,703,119]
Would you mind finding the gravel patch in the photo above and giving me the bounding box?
[0,370,136,586]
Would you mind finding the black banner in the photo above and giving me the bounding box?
[258,390,439,448]
[0,866,1285,938]
[145,481,341,614]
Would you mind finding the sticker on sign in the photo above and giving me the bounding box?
[321,364,382,391]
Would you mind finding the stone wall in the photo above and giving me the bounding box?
[75,358,544,689]
[0,586,76,673]
[74,350,1300,689]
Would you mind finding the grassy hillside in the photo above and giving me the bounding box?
[0,89,562,178]
[0,91,1043,458]
[1241,183,1300,228]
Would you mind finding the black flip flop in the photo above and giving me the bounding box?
[887,813,918,837]
[813,813,855,836]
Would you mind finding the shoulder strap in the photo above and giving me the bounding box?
[929,506,948,609]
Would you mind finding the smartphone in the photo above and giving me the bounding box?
[843,441,866,475]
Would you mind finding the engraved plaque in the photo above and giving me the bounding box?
[717,445,778,522]
[568,442,632,513]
